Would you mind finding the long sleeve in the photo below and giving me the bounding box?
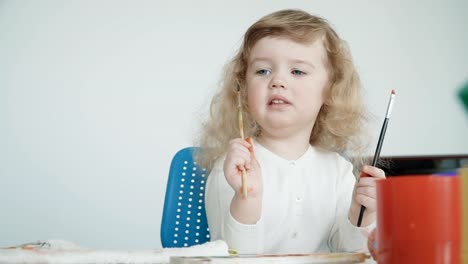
[204,158,263,254]
[205,142,373,254]
[327,158,375,252]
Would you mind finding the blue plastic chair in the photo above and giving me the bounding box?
[160,147,211,248]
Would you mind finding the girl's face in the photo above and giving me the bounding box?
[245,36,329,138]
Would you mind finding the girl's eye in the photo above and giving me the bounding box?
[255,69,271,76]
[292,70,306,75]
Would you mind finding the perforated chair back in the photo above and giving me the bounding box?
[161,147,211,247]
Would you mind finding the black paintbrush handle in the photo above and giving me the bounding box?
[357,118,389,227]
[372,118,389,166]
[357,206,366,227]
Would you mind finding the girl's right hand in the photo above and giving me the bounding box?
[223,137,262,198]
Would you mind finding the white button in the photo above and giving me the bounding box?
[290,161,296,166]
[292,232,298,238]
[295,196,302,202]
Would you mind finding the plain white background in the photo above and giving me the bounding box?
[1,0,467,249]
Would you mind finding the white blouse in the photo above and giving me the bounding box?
[205,140,374,254]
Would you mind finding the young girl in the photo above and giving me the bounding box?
[198,9,385,254]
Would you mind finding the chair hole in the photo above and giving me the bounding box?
[196,232,199,236]
[191,179,195,183]
[196,219,200,223]
[188,211,191,214]
[183,166,187,170]
[185,230,189,234]
[182,172,186,176]
[197,206,202,210]
[190,192,193,196]
[185,236,188,240]
[175,227,179,231]
[201,180,205,184]
[176,215,180,219]
[188,204,192,208]
[200,187,204,190]
[206,234,210,238]
[199,193,203,196]
[177,208,181,212]
[177,202,181,206]
[174,240,178,244]
[189,198,193,202]
[193,167,197,171]
[195,239,199,243]
[184,161,188,164]
[179,190,183,194]
[197,212,201,216]
[199,199,203,203]
[186,217,191,221]
[174,234,178,237]
[190,186,194,189]
[186,224,190,227]
[196,226,200,229]
[184,243,188,247]
[176,221,179,225]
[180,184,184,188]
[181,178,185,182]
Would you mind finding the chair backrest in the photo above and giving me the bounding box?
[160,147,211,248]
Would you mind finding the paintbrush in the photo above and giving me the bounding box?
[357,89,396,227]
[237,84,248,199]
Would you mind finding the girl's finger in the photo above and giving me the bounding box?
[231,151,251,169]
[361,165,386,179]
[231,144,251,159]
[356,194,376,210]
[229,138,252,149]
[356,186,377,199]
[357,177,379,187]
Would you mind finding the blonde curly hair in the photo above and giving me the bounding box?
[197,9,369,170]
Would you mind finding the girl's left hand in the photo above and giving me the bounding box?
[349,165,386,226]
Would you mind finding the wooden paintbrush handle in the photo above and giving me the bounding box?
[241,168,248,199]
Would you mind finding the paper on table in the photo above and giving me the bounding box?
[170,252,370,264]
[0,239,229,264]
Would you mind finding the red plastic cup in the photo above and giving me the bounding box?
[376,175,461,264]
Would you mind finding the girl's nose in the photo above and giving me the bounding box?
[269,78,286,89]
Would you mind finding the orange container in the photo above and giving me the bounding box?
[376,175,461,264]
[459,168,468,264]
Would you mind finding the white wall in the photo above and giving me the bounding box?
[1,0,467,249]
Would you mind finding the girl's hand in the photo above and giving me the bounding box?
[223,137,262,198]
[349,165,386,226]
